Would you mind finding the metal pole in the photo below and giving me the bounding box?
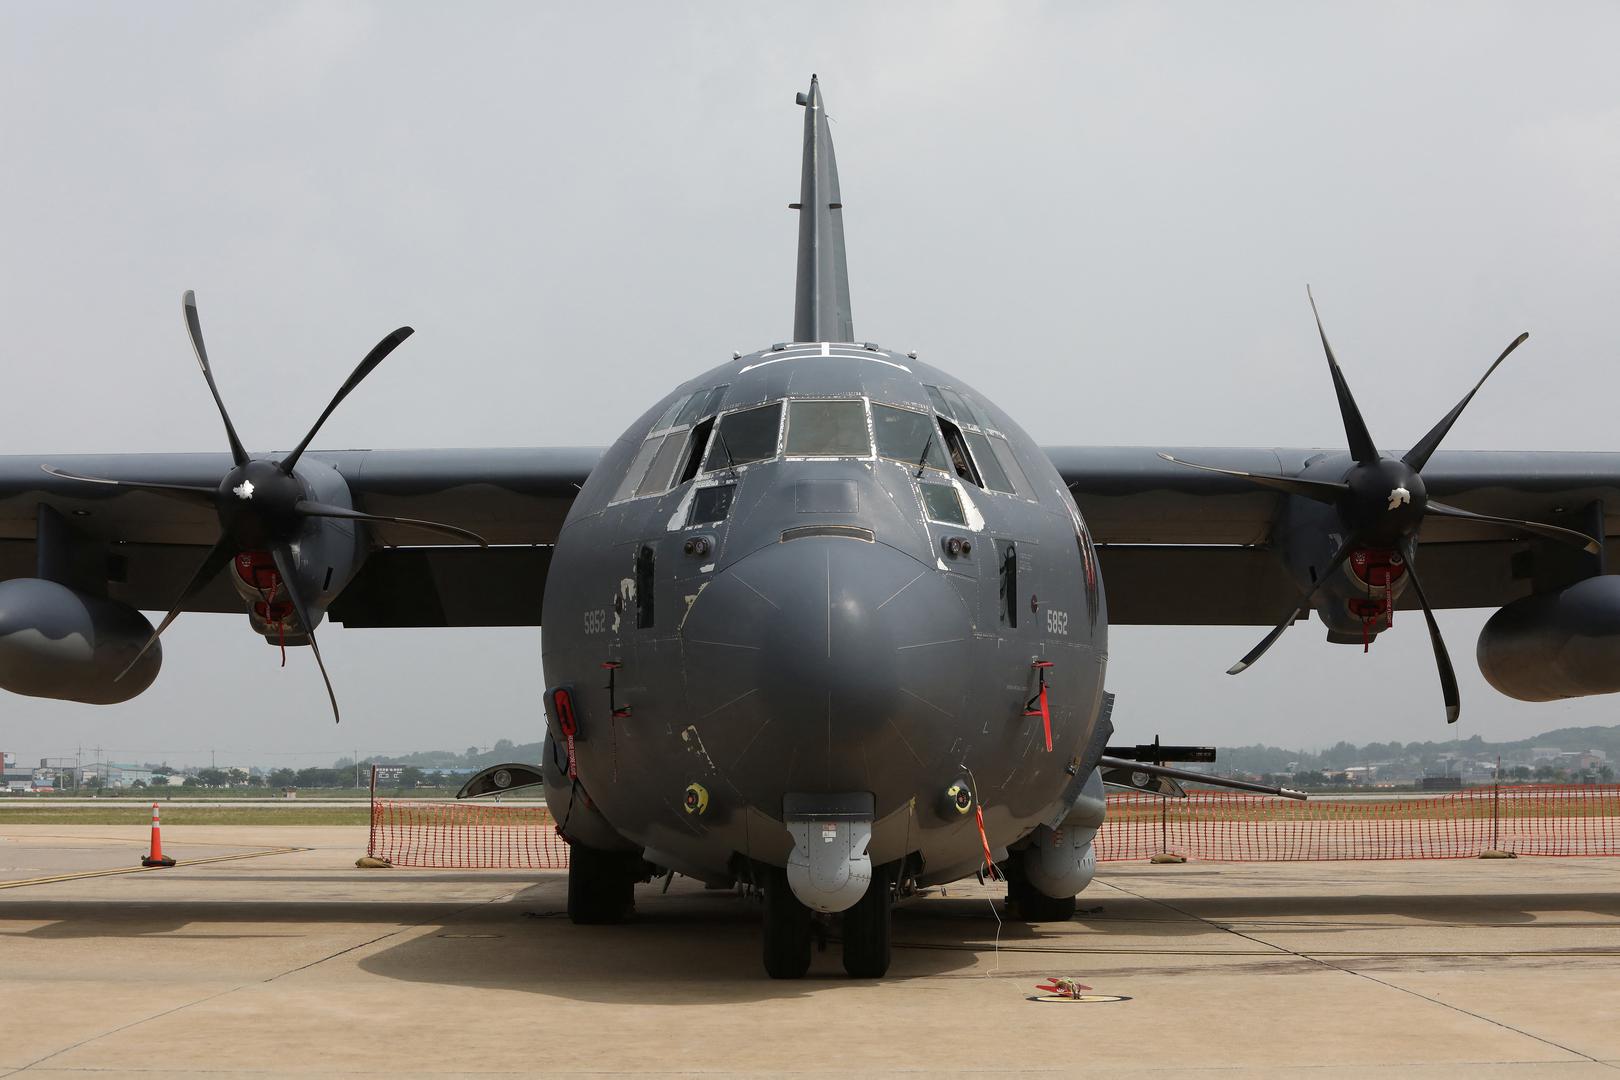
[1493,754,1501,852]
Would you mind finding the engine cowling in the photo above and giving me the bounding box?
[1477,576,1620,701]
[0,579,161,703]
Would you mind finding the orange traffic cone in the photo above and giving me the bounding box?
[141,802,176,867]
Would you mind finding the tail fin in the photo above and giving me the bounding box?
[791,75,854,343]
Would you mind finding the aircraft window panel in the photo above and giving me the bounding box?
[700,384,730,417]
[966,431,1014,493]
[653,394,692,432]
[940,388,979,429]
[674,386,719,428]
[924,385,954,417]
[688,483,736,525]
[919,482,966,525]
[635,431,687,497]
[708,401,783,469]
[872,404,948,471]
[678,417,715,485]
[786,400,870,456]
[612,436,666,502]
[937,416,983,487]
[989,435,1030,495]
[957,392,993,432]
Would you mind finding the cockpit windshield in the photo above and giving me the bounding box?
[706,401,783,470]
[785,400,869,456]
[872,404,948,471]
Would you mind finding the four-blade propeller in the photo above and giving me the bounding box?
[43,290,488,722]
[1162,288,1599,724]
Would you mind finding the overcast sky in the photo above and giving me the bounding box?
[3,2,1619,768]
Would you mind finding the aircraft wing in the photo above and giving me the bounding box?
[1054,446,1620,624]
[0,447,600,626]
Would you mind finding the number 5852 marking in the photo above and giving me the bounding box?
[1046,608,1069,636]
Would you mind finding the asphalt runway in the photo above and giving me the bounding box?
[1,825,1618,1078]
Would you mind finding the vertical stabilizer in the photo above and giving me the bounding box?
[792,75,854,343]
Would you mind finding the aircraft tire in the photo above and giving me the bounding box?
[1006,872,1077,922]
[567,842,637,925]
[840,869,892,978]
[762,867,813,979]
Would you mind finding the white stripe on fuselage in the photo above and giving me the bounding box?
[738,342,911,374]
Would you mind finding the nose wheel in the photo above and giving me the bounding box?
[762,866,813,979]
[566,842,641,925]
[840,866,893,978]
[1005,864,1078,922]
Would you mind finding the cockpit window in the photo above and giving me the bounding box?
[786,400,870,456]
[873,404,949,471]
[919,482,966,525]
[924,385,953,418]
[612,436,667,502]
[674,384,729,428]
[707,401,782,469]
[634,432,688,497]
[965,431,1013,494]
[936,416,981,487]
[940,388,981,428]
[989,435,1029,495]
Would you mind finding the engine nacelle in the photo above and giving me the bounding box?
[1478,576,1620,701]
[0,579,160,703]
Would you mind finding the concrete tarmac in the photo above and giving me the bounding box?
[1,825,1618,1078]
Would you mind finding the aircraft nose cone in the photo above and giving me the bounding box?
[679,537,972,796]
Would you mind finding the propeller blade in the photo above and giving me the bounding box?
[183,291,250,468]
[1403,332,1529,472]
[1157,453,1347,505]
[1425,499,1601,555]
[294,500,489,547]
[1307,286,1380,464]
[280,327,415,475]
[271,544,340,724]
[41,464,216,504]
[1400,539,1461,723]
[116,535,236,681]
[1229,532,1360,674]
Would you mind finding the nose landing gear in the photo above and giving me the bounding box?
[840,866,893,978]
[763,866,814,979]
[566,842,646,925]
[762,864,896,979]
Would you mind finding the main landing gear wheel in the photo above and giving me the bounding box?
[762,866,813,979]
[841,869,893,978]
[1006,868,1077,923]
[566,842,639,925]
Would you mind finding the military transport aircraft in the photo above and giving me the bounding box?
[3,77,1619,979]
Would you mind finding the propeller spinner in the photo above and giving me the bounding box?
[1161,288,1599,724]
[43,290,488,722]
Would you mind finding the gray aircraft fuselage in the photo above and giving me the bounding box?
[539,343,1107,888]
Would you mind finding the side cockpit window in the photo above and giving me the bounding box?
[611,385,731,503]
[920,384,1026,497]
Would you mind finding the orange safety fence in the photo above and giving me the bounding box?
[367,799,569,869]
[1096,785,1620,861]
[366,785,1620,869]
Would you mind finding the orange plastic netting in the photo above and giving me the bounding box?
[1094,785,1620,861]
[367,785,1620,868]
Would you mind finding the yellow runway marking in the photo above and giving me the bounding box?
[0,846,307,891]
